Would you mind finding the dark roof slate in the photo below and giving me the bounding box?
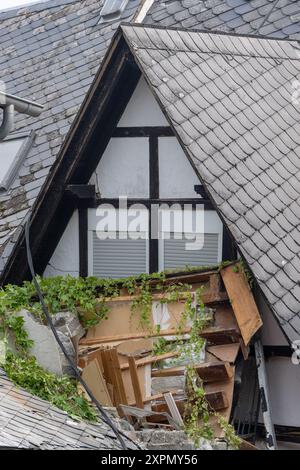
[121,24,300,341]
[0,0,141,272]
[144,0,300,40]
[0,368,139,450]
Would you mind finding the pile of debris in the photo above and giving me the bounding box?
[76,263,262,449]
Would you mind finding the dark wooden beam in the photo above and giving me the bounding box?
[149,136,159,199]
[149,136,159,273]
[149,206,158,273]
[66,184,96,201]
[194,184,207,198]
[79,206,88,277]
[93,198,213,209]
[113,126,174,138]
[222,225,237,262]
[1,36,141,284]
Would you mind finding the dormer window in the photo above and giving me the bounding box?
[0,132,33,191]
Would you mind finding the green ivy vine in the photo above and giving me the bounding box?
[2,353,97,422]
[0,264,243,443]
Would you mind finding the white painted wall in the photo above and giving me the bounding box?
[92,137,149,198]
[254,293,300,428]
[43,211,79,277]
[257,294,288,346]
[159,137,202,199]
[118,77,169,127]
[266,357,300,427]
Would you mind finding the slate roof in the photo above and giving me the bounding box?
[0,368,139,449]
[0,0,141,272]
[121,24,300,341]
[1,0,299,276]
[145,0,300,40]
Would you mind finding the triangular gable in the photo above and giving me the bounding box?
[120,24,300,342]
[92,76,204,199]
[3,24,299,344]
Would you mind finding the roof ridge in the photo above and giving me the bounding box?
[121,20,300,43]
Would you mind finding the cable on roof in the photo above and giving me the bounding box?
[24,214,128,450]
[254,0,281,35]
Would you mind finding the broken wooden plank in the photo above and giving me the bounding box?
[152,362,233,383]
[128,390,183,407]
[128,356,144,409]
[207,343,240,363]
[81,359,112,407]
[80,328,191,345]
[152,398,186,415]
[102,349,119,406]
[205,366,235,438]
[205,391,229,411]
[221,263,263,346]
[152,390,228,414]
[202,273,228,304]
[120,351,180,371]
[199,327,240,344]
[80,325,240,347]
[116,338,153,357]
[118,404,180,430]
[109,348,128,407]
[163,392,184,428]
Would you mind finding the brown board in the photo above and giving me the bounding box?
[206,343,240,364]
[81,359,112,407]
[220,264,263,346]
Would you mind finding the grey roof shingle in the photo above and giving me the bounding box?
[0,368,139,450]
[121,24,300,341]
[1,0,299,276]
[144,0,300,40]
[0,0,141,270]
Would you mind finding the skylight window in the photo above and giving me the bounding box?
[99,0,129,22]
[0,133,33,190]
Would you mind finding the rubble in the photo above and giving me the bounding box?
[134,430,212,450]
[16,309,63,375]
[14,310,85,376]
[76,263,262,448]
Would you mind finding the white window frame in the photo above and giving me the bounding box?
[0,131,34,191]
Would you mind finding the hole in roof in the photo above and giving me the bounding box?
[99,0,130,22]
[0,132,34,191]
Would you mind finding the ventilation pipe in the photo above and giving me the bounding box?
[0,91,44,141]
[0,105,14,141]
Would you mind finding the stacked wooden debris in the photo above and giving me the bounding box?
[77,263,262,437]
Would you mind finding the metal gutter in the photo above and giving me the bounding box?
[0,91,44,140]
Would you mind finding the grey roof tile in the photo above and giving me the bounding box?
[0,369,140,450]
[122,24,300,340]
[144,0,300,40]
[0,0,141,268]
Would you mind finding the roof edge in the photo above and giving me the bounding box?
[120,21,300,44]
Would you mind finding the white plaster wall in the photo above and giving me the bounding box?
[266,357,300,427]
[92,137,149,198]
[159,137,202,198]
[118,77,169,126]
[43,211,79,277]
[254,293,300,427]
[257,294,288,346]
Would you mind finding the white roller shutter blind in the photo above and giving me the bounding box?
[92,232,148,278]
